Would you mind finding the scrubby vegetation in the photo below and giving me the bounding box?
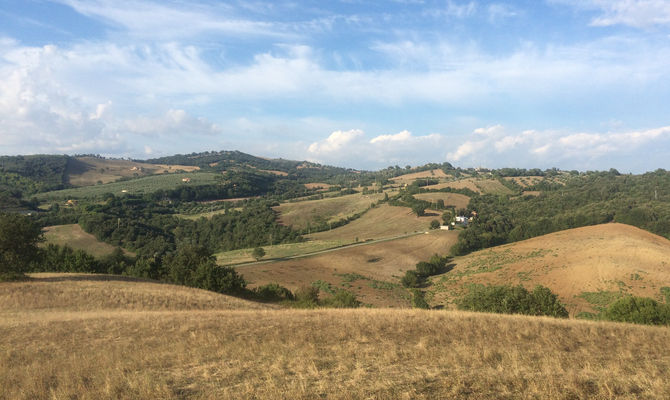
[456,284,569,318]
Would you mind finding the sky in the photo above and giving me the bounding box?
[1,0,670,172]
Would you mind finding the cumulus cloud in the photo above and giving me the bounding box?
[446,125,670,171]
[307,129,365,155]
[307,129,447,168]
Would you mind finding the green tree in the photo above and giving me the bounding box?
[430,219,440,229]
[0,213,43,279]
[411,289,430,309]
[252,247,266,261]
[604,296,670,326]
[411,203,425,217]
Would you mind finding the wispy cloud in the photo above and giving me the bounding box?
[552,0,670,28]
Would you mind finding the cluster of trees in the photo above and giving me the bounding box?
[602,296,670,326]
[71,195,303,257]
[456,284,569,318]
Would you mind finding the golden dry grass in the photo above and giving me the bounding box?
[308,204,439,242]
[424,178,481,193]
[429,223,670,315]
[275,192,385,230]
[1,300,669,399]
[390,168,448,183]
[42,224,134,258]
[66,156,199,186]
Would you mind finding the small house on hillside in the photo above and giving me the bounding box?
[182,177,191,183]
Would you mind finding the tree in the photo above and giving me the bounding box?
[430,219,440,229]
[252,247,266,261]
[0,213,43,279]
[604,296,670,325]
[411,203,425,217]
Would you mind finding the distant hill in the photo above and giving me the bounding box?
[430,223,670,316]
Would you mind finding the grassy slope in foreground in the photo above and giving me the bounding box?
[1,275,669,399]
[430,223,670,315]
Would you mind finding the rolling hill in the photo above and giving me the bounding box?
[429,223,670,316]
[42,224,134,258]
[1,273,669,399]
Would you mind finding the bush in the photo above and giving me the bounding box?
[254,283,295,302]
[456,284,568,318]
[322,290,361,308]
[603,296,670,326]
[190,263,247,295]
[401,270,423,288]
[294,285,320,308]
[430,219,440,229]
[411,289,430,309]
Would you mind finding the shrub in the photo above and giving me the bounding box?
[294,285,320,308]
[255,283,295,302]
[603,296,670,326]
[322,290,361,308]
[190,263,247,295]
[456,284,568,318]
[411,289,430,309]
[401,270,423,288]
[430,219,440,229]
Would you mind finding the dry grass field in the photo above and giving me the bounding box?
[429,223,670,316]
[241,230,458,307]
[66,156,199,186]
[275,192,385,230]
[390,168,449,184]
[413,192,470,210]
[308,204,439,242]
[42,224,134,258]
[423,178,512,195]
[1,275,669,399]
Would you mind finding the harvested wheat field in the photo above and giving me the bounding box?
[42,224,134,258]
[1,278,669,400]
[430,223,670,315]
[424,178,482,193]
[241,230,458,307]
[308,204,439,242]
[390,168,448,184]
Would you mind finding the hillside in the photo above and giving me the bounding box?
[240,230,459,307]
[1,275,669,399]
[65,156,200,186]
[42,224,134,258]
[429,223,670,316]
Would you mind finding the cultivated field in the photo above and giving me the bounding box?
[66,156,200,186]
[390,168,449,184]
[42,224,132,258]
[216,239,349,265]
[413,192,470,210]
[37,172,221,200]
[1,275,669,399]
[240,230,458,307]
[423,177,512,195]
[275,192,385,230]
[308,204,439,242]
[429,223,670,316]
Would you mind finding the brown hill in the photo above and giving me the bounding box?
[241,230,459,307]
[66,156,199,186]
[429,223,670,315]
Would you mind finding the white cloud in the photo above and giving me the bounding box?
[446,124,670,170]
[307,129,364,155]
[307,129,447,168]
[55,0,291,40]
[553,0,670,28]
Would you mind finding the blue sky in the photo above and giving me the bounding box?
[1,0,670,172]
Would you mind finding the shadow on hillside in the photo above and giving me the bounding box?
[30,274,154,284]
